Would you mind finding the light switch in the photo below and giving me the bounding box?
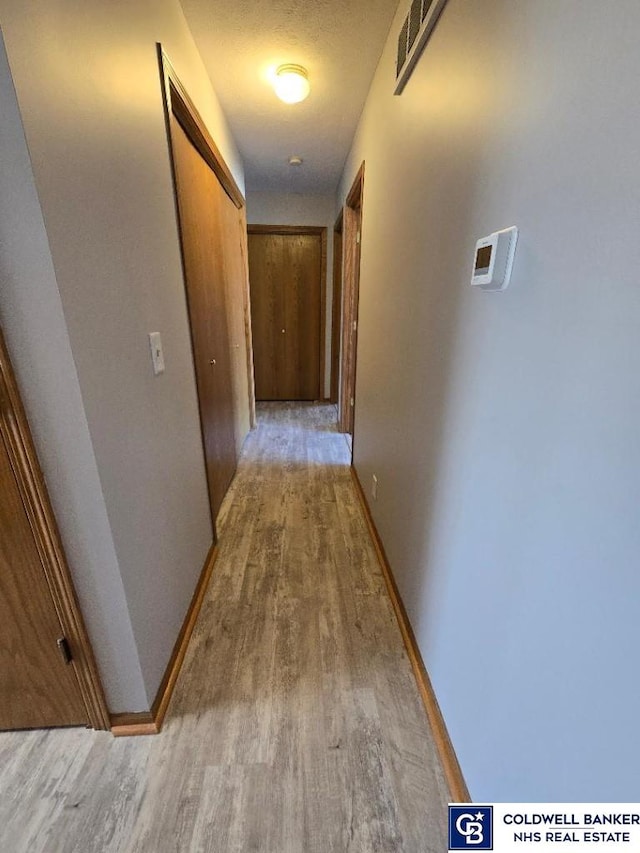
[149,332,165,375]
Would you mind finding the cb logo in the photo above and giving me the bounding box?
[448,806,493,850]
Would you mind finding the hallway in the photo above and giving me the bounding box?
[0,404,448,853]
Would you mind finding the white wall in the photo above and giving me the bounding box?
[0,36,146,711]
[0,0,247,711]
[340,0,640,800]
[246,193,336,398]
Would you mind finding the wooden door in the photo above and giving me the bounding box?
[330,216,343,404]
[339,164,365,436]
[248,228,324,401]
[0,413,88,730]
[222,202,254,453]
[170,116,238,526]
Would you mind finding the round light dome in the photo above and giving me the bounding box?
[274,64,310,104]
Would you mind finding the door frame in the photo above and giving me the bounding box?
[330,212,343,404]
[0,328,110,730]
[158,47,256,427]
[338,162,365,435]
[247,224,328,401]
[157,46,257,528]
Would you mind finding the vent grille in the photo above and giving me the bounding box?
[395,0,448,95]
[396,17,409,78]
[408,0,422,52]
[421,0,434,23]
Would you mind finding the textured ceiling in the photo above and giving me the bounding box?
[178,0,400,194]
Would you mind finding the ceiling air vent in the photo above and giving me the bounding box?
[395,0,448,94]
[408,0,422,51]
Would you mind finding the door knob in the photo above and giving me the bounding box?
[209,359,216,365]
[281,329,286,334]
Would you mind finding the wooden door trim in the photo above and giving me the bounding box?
[247,225,328,401]
[330,211,343,403]
[0,329,110,730]
[346,162,365,209]
[339,162,365,435]
[237,223,257,429]
[247,225,323,237]
[158,49,244,210]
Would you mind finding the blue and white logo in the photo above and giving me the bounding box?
[449,806,493,850]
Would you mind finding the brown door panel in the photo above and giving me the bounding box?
[248,231,322,401]
[171,117,238,525]
[0,431,88,729]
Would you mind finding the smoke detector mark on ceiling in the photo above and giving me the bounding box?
[178,0,400,192]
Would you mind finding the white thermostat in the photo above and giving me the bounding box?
[471,226,518,291]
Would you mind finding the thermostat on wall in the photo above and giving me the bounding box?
[471,226,518,291]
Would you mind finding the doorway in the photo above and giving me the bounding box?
[338,163,365,439]
[247,225,327,401]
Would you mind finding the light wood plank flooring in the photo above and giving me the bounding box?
[0,403,448,852]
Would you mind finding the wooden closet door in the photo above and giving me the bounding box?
[247,233,283,400]
[248,231,322,401]
[221,202,253,453]
[281,234,321,400]
[0,430,88,730]
[170,117,238,526]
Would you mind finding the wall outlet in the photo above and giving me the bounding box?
[371,474,378,501]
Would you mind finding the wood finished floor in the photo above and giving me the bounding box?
[0,403,449,852]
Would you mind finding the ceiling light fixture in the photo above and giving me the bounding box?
[288,155,303,166]
[274,64,310,104]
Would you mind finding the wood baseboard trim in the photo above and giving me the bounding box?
[350,466,471,803]
[110,712,158,737]
[151,542,218,729]
[110,543,218,737]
